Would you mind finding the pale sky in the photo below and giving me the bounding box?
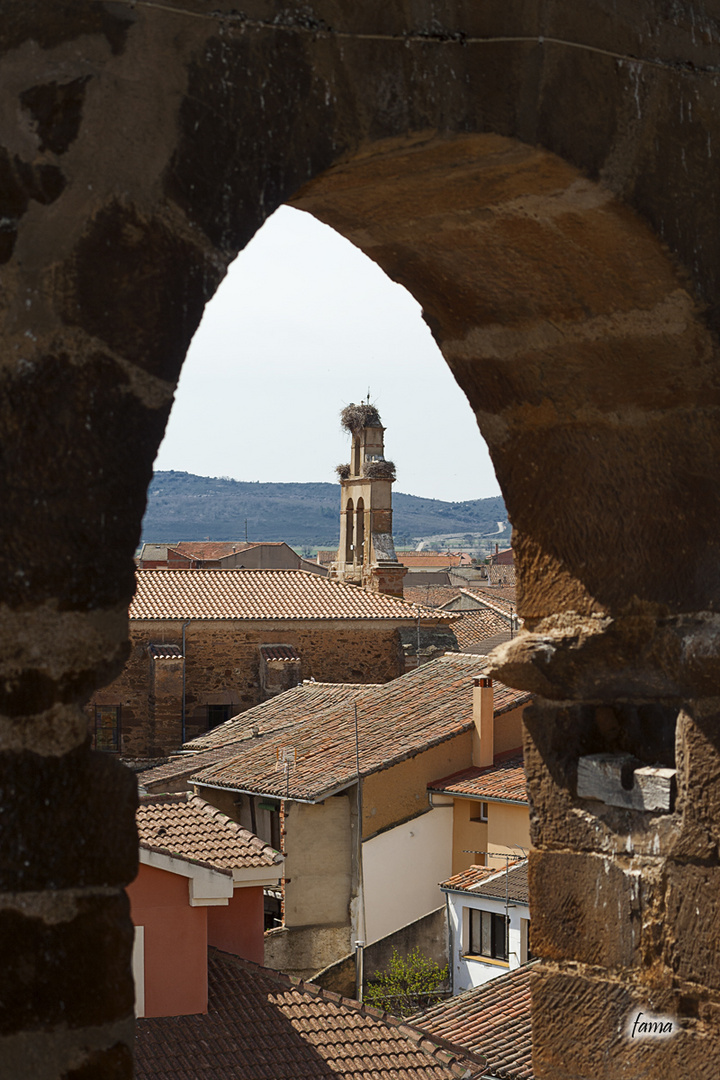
[153,205,501,503]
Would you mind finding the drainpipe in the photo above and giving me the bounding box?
[181,620,191,744]
[355,940,365,1003]
[354,704,367,949]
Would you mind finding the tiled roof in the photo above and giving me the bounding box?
[130,569,453,622]
[403,586,463,609]
[259,644,302,662]
[441,861,529,905]
[398,553,467,568]
[138,683,373,790]
[135,950,487,1080]
[428,753,527,804]
[147,643,183,660]
[171,541,253,559]
[137,792,282,871]
[190,655,531,803]
[439,865,499,892]
[411,963,535,1080]
[452,609,513,650]
[460,587,517,615]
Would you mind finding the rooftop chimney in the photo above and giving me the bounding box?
[472,676,494,767]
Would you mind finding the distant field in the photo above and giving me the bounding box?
[142,471,508,549]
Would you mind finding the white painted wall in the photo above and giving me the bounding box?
[362,807,452,944]
[446,890,530,994]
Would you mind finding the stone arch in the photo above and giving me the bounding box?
[4,4,720,1077]
[355,497,365,566]
[344,496,354,564]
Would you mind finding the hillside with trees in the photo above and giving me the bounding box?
[141,471,508,549]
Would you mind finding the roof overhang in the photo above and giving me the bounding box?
[139,846,233,906]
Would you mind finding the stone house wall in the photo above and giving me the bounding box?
[88,618,410,756]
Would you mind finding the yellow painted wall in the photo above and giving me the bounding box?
[362,731,472,839]
[451,797,530,875]
[284,794,353,928]
[493,705,525,755]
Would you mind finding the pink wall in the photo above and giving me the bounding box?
[208,886,265,964]
[127,864,208,1017]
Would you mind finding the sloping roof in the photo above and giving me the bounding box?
[139,683,374,791]
[171,541,253,560]
[441,861,529,905]
[398,553,467,568]
[411,963,535,1080]
[452,609,513,650]
[259,644,302,662]
[190,655,531,803]
[438,865,499,892]
[137,792,282,871]
[147,643,183,660]
[459,587,517,615]
[404,586,463,609]
[135,950,487,1080]
[130,569,453,622]
[428,753,527,804]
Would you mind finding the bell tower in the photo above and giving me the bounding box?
[333,402,407,598]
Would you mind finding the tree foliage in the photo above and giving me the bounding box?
[364,947,448,1017]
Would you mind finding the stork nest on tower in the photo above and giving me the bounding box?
[340,403,382,433]
[335,463,351,480]
[362,460,396,480]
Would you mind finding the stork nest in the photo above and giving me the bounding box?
[340,403,382,433]
[363,459,396,480]
[335,463,351,480]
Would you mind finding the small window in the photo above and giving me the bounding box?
[479,801,488,822]
[469,909,508,960]
[95,705,120,752]
[207,704,231,729]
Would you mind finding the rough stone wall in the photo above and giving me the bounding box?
[313,906,449,999]
[87,619,408,756]
[4,2,720,1076]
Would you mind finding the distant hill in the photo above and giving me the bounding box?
[142,471,508,548]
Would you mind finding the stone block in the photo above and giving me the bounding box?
[532,963,720,1080]
[0,891,134,1035]
[0,746,137,891]
[663,862,720,991]
[529,851,645,969]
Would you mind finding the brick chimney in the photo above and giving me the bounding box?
[472,676,494,767]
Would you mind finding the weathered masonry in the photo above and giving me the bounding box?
[4,3,720,1078]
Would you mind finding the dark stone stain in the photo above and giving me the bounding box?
[0,350,167,610]
[20,76,91,155]
[61,201,223,382]
[165,34,339,252]
[1,3,134,56]
[0,148,67,263]
[0,893,134,1033]
[0,744,138,892]
[62,1044,133,1080]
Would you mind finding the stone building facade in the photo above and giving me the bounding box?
[87,569,458,757]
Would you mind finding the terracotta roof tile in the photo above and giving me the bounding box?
[130,569,454,622]
[139,682,374,790]
[411,963,535,1080]
[403,586,463,609]
[451,608,513,650]
[441,861,529,904]
[428,753,528,804]
[137,792,282,871]
[439,865,500,892]
[135,950,487,1080]
[259,644,302,662]
[190,655,531,803]
[460,586,517,614]
[147,643,183,660]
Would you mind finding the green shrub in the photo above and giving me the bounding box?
[364,947,448,1017]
